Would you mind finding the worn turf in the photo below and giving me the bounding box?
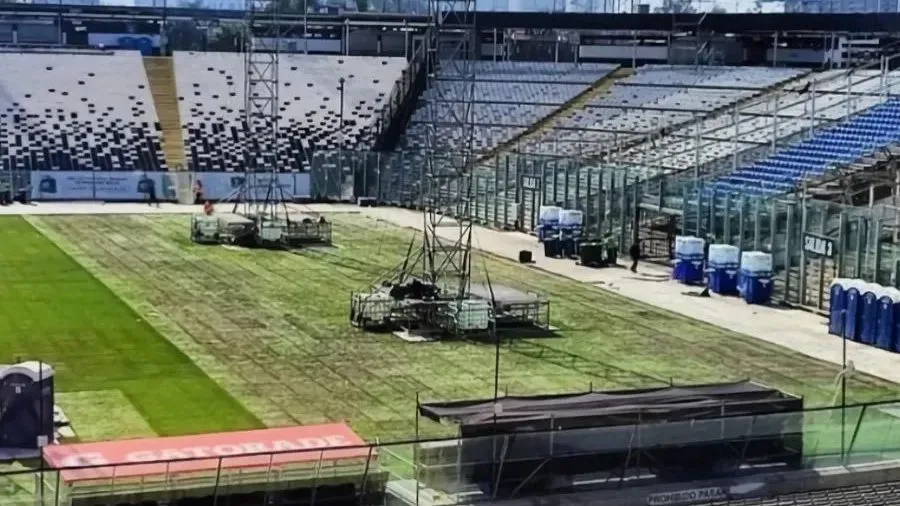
[0,216,261,439]
[27,213,900,443]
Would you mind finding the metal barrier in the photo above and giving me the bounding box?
[5,400,900,506]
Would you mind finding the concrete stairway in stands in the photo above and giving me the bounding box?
[144,56,186,171]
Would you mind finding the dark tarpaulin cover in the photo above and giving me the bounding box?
[418,381,801,430]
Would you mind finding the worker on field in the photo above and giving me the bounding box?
[193,179,204,205]
[629,240,640,273]
[203,200,214,216]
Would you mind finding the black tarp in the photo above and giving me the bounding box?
[419,381,802,431]
[418,382,804,494]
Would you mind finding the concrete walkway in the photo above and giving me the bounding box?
[354,206,900,385]
[6,201,899,384]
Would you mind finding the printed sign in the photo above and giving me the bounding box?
[29,171,310,201]
[647,487,727,505]
[30,171,173,201]
[803,232,835,258]
[522,176,540,192]
[194,173,309,200]
[43,423,369,482]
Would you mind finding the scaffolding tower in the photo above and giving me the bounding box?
[349,1,550,338]
[190,0,332,247]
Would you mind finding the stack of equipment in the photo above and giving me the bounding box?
[830,279,900,352]
[673,236,705,285]
[537,206,561,242]
[707,244,740,295]
[738,251,774,305]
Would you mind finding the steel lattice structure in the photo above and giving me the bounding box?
[234,0,287,220]
[418,0,479,299]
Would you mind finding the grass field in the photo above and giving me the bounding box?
[12,212,900,443]
[0,217,261,439]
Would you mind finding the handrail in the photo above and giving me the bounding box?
[632,56,900,194]
[612,71,883,171]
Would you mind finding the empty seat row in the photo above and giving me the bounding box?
[0,50,167,172]
[400,61,619,154]
[523,65,805,157]
[707,97,900,198]
[174,51,408,172]
[611,69,900,175]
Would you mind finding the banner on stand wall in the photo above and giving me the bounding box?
[30,172,173,201]
[30,171,312,201]
[193,173,309,200]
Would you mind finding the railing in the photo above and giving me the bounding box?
[5,400,900,506]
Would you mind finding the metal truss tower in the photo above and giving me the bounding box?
[418,0,479,299]
[234,0,286,220]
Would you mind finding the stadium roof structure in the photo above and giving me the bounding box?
[3,4,900,34]
[419,381,802,431]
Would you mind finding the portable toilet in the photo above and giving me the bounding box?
[674,236,705,285]
[843,280,864,341]
[537,206,561,242]
[739,251,774,305]
[0,362,55,449]
[829,278,850,336]
[707,244,740,295]
[877,287,900,351]
[860,284,883,346]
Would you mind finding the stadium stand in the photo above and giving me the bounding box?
[0,50,167,172]
[400,61,620,154]
[710,96,900,197]
[173,51,408,172]
[522,65,807,157]
[695,481,900,506]
[613,69,900,178]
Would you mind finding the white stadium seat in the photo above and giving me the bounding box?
[400,61,619,155]
[174,51,408,172]
[0,50,165,172]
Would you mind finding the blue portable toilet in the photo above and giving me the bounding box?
[829,278,850,336]
[739,251,774,304]
[843,280,864,341]
[537,206,561,243]
[877,287,900,351]
[707,244,740,295]
[674,236,705,285]
[860,284,883,345]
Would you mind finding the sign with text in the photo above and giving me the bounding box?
[522,175,540,192]
[29,171,311,201]
[647,487,727,505]
[43,423,368,482]
[803,232,836,258]
[195,173,309,200]
[31,172,172,201]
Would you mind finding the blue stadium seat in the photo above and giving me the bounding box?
[706,97,900,198]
